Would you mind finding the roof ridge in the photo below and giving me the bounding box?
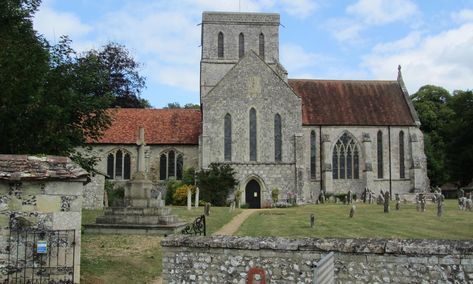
[289,78,398,83]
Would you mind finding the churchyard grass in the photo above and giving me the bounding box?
[236,200,473,239]
[80,207,241,283]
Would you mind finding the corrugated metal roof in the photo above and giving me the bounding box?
[289,79,416,126]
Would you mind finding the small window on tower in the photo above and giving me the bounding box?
[218,32,224,58]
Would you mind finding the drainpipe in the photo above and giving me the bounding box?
[388,126,392,199]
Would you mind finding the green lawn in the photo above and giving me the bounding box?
[80,206,241,284]
[236,200,473,239]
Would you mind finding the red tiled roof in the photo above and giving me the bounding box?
[0,155,88,181]
[92,108,201,145]
[289,79,416,126]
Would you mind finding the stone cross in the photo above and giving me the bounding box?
[194,187,200,208]
[136,127,146,176]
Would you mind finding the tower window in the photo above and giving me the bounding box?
[218,32,224,58]
[259,33,265,59]
[239,33,244,58]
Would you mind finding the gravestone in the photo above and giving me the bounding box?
[310,214,315,228]
[395,193,400,211]
[349,205,356,218]
[204,202,211,216]
[383,191,390,213]
[187,187,192,210]
[420,193,426,212]
[436,191,445,217]
[347,189,352,204]
[416,194,420,212]
[319,191,325,204]
[195,187,200,208]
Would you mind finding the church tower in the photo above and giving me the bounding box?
[200,12,281,98]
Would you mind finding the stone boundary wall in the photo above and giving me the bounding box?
[161,235,473,283]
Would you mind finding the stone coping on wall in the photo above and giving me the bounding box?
[0,154,88,181]
[162,235,473,256]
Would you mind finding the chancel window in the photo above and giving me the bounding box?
[107,149,131,180]
[274,114,282,161]
[249,108,257,161]
[218,32,224,58]
[224,113,232,161]
[310,130,316,179]
[332,133,359,179]
[399,131,405,178]
[239,33,245,58]
[159,150,184,180]
[259,33,265,59]
[377,131,383,178]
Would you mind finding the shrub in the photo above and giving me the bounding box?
[197,163,237,206]
[173,184,195,206]
[105,180,124,206]
[271,188,279,204]
[165,179,183,205]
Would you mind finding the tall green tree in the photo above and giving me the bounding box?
[197,163,237,206]
[446,90,473,187]
[411,85,454,186]
[0,0,112,169]
[81,42,150,108]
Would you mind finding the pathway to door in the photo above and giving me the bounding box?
[213,208,264,235]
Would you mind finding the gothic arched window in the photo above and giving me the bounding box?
[377,131,383,179]
[274,114,282,161]
[218,32,224,58]
[332,133,360,180]
[106,149,131,180]
[259,33,265,59]
[249,108,257,161]
[159,150,184,180]
[224,113,232,161]
[399,131,405,178]
[310,130,316,179]
[239,33,245,58]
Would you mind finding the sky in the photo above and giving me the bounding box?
[33,0,473,108]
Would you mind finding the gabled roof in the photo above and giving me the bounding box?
[0,155,88,181]
[289,79,416,126]
[92,108,201,145]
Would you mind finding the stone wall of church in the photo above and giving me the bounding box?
[301,126,428,200]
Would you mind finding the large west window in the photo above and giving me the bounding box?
[332,133,360,179]
[159,150,183,180]
[107,149,131,180]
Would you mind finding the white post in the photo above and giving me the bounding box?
[187,188,192,210]
[195,187,199,208]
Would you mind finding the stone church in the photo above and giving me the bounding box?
[86,12,428,208]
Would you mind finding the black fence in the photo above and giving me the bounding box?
[7,228,76,283]
[181,215,206,236]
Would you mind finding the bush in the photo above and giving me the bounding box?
[197,163,237,206]
[271,188,279,204]
[105,180,124,206]
[165,179,183,205]
[172,184,195,206]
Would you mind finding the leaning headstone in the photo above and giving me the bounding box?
[416,194,420,212]
[194,187,200,208]
[229,201,235,212]
[368,191,373,204]
[187,187,192,210]
[436,192,445,217]
[465,198,472,211]
[362,187,368,203]
[377,192,385,205]
[310,214,315,228]
[319,191,326,204]
[204,202,211,216]
[395,193,400,211]
[420,193,426,212]
[383,191,390,213]
[347,189,352,204]
[349,205,356,218]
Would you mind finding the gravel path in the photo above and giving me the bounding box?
[213,209,263,236]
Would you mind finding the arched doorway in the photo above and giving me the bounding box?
[245,179,261,208]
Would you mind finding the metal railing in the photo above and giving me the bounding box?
[313,252,334,284]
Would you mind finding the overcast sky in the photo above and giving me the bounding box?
[33,0,473,108]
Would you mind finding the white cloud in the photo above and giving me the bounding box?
[372,31,422,53]
[279,0,318,18]
[347,0,417,25]
[451,9,473,24]
[363,23,473,94]
[33,5,92,42]
[281,44,326,71]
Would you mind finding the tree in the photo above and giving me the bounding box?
[446,90,473,187]
[411,85,454,186]
[0,0,112,170]
[81,42,150,108]
[163,102,200,109]
[197,163,238,206]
